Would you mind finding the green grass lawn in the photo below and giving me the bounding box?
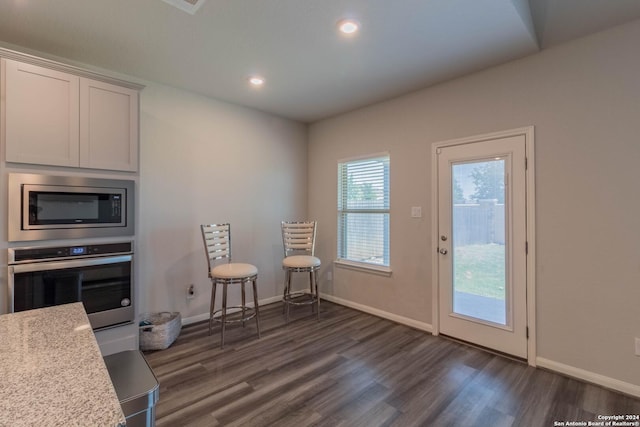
[453,243,505,299]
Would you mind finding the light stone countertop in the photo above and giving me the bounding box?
[0,303,126,427]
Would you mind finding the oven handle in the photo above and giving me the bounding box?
[9,255,132,274]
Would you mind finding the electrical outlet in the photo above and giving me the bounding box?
[635,337,640,356]
[411,206,422,218]
[187,284,195,299]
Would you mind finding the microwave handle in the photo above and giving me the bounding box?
[9,254,132,274]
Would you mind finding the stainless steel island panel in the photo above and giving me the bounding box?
[104,350,159,427]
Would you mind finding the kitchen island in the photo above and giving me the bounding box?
[0,303,126,427]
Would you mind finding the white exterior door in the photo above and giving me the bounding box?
[436,134,528,358]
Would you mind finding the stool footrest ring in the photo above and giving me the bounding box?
[283,292,318,306]
[211,305,257,324]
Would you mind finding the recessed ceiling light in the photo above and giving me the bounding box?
[248,76,265,87]
[337,19,360,35]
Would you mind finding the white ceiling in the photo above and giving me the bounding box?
[0,0,639,123]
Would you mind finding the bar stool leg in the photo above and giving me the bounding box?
[285,270,292,324]
[252,277,261,338]
[309,270,315,315]
[221,282,228,349]
[241,281,246,328]
[209,282,217,336]
[314,269,320,321]
[282,270,289,315]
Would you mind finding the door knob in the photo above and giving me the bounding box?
[439,248,448,255]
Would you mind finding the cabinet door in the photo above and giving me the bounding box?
[4,59,80,167]
[80,78,139,171]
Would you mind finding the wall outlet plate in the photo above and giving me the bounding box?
[411,206,422,218]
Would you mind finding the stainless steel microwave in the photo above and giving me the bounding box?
[8,173,135,241]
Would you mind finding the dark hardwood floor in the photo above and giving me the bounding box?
[144,301,640,427]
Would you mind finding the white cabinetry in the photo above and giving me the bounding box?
[2,58,140,171]
[80,78,138,171]
[4,60,80,167]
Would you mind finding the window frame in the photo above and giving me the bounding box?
[335,152,391,275]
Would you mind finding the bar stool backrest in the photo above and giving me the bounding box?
[201,224,232,276]
[281,221,317,258]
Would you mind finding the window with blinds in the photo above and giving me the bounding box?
[337,154,390,267]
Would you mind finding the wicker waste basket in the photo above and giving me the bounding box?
[139,312,182,351]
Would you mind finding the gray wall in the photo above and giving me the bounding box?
[137,83,308,319]
[308,20,640,387]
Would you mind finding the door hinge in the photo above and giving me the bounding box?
[525,157,528,170]
[526,326,529,339]
[525,241,528,254]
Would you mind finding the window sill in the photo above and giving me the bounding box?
[334,260,392,277]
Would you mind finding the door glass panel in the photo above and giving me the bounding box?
[451,159,506,325]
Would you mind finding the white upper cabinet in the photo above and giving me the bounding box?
[4,59,81,167]
[80,78,138,171]
[2,57,140,172]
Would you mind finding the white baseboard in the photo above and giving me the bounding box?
[181,293,434,333]
[181,312,210,326]
[320,293,433,333]
[181,295,282,326]
[536,357,640,398]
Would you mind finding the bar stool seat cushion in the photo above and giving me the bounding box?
[211,263,258,279]
[282,255,321,269]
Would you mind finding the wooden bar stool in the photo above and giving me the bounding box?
[200,223,260,348]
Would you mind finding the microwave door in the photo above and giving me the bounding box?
[8,173,134,241]
[23,184,126,230]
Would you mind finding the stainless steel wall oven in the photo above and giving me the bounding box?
[8,242,134,330]
[8,173,135,242]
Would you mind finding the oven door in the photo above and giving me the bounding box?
[9,255,134,330]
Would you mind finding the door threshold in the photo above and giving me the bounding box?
[439,333,527,364]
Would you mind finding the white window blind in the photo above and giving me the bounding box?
[338,155,390,267]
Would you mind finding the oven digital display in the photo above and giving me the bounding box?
[71,246,87,255]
